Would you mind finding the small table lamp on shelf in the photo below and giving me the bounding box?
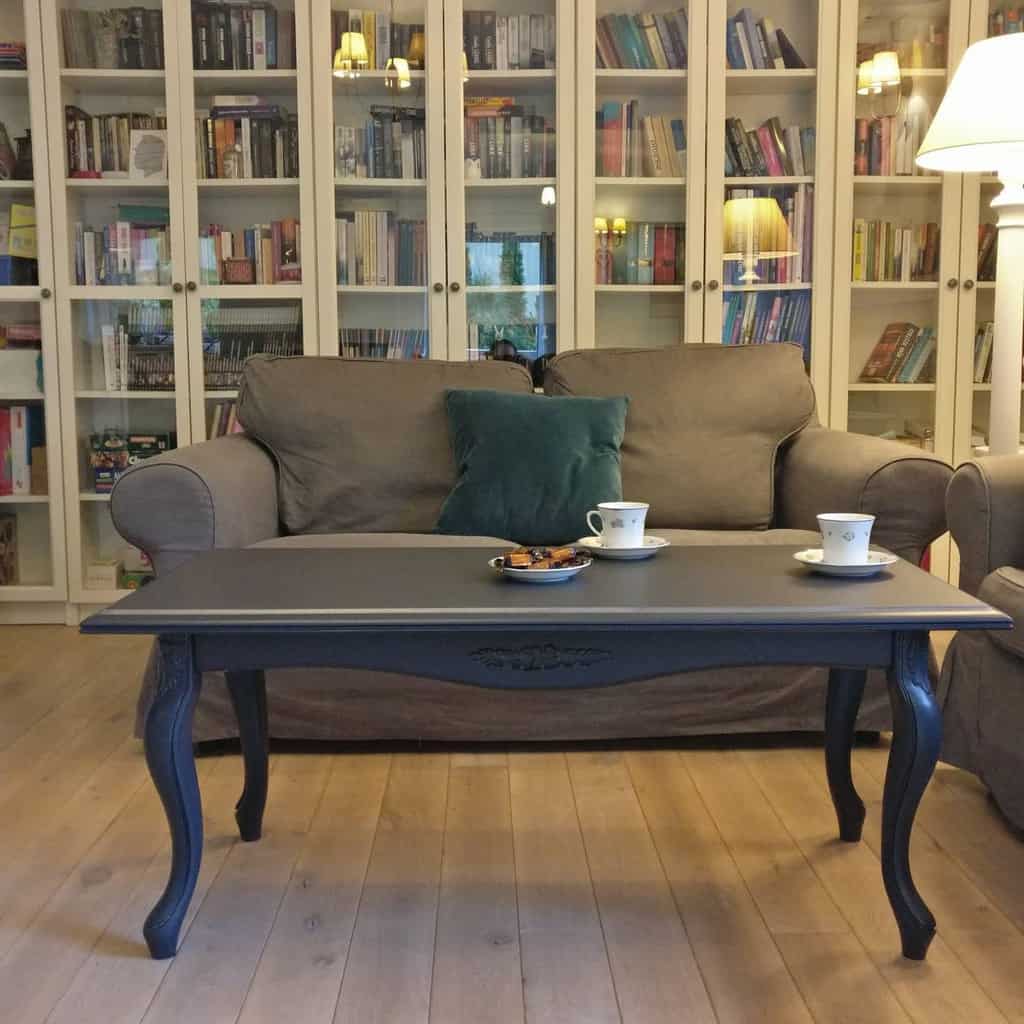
[917,34,1024,455]
[722,196,797,284]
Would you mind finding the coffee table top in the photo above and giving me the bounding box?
[81,545,1011,635]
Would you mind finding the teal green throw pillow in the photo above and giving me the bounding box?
[437,388,628,545]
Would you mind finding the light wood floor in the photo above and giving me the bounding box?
[1,628,1023,1024]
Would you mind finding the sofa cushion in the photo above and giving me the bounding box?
[545,343,816,530]
[251,532,515,549]
[437,389,628,545]
[978,566,1024,659]
[237,355,533,535]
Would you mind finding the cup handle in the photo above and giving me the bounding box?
[586,510,603,537]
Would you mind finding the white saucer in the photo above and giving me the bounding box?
[576,535,671,560]
[794,548,898,577]
[489,556,592,583]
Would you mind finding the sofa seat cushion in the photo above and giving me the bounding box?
[978,566,1024,659]
[250,532,516,550]
[545,344,815,531]
[237,355,533,536]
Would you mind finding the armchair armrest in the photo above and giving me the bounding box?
[777,427,951,564]
[111,434,280,575]
[947,456,1024,596]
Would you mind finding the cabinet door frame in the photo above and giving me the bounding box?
[444,0,574,360]
[574,0,706,350]
[311,0,448,358]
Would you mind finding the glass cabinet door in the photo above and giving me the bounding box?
[705,0,837,402]
[312,0,445,360]
[176,0,318,435]
[576,0,704,351]
[0,0,66,604]
[41,0,190,604]
[445,0,572,372]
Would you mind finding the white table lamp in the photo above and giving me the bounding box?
[917,34,1024,455]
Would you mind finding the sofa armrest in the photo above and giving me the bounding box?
[947,456,1024,596]
[110,434,280,575]
[777,427,951,564]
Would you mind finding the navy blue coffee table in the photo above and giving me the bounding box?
[82,545,1010,962]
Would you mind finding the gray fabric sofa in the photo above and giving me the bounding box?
[110,343,952,743]
[940,456,1024,830]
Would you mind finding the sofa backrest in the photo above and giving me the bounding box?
[545,343,815,530]
[238,355,534,534]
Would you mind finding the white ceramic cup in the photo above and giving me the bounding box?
[587,501,649,549]
[817,512,876,566]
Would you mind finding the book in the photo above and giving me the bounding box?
[202,305,302,388]
[859,322,918,381]
[463,10,554,70]
[725,9,806,69]
[597,100,684,177]
[74,206,173,286]
[596,8,688,69]
[339,328,428,360]
[978,223,998,281]
[65,106,168,178]
[464,100,554,179]
[336,211,427,286]
[199,219,301,284]
[594,220,684,284]
[191,1,295,70]
[850,219,940,282]
[60,9,164,69]
[721,290,812,361]
[335,106,426,180]
[0,514,16,585]
[194,106,299,179]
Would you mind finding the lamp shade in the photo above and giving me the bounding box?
[871,51,901,89]
[334,31,368,70]
[857,59,873,95]
[722,197,797,261]
[917,34,1024,173]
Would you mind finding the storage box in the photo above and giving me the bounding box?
[0,349,42,395]
[120,569,154,591]
[86,559,122,590]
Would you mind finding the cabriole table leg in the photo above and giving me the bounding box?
[825,667,868,842]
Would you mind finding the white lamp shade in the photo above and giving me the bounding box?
[917,34,1024,173]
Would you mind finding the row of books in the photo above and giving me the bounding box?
[202,306,302,388]
[0,321,40,348]
[335,212,427,287]
[335,107,426,180]
[596,101,684,178]
[724,185,813,286]
[464,12,555,70]
[859,322,937,383]
[207,400,243,439]
[195,100,299,179]
[0,405,44,497]
[91,306,174,392]
[595,9,688,70]
[594,221,684,285]
[65,107,166,178]
[60,9,162,69]
[973,321,995,383]
[339,328,428,360]
[331,11,426,70]
[74,206,172,287]
[0,203,38,285]
[857,23,947,69]
[854,105,932,177]
[465,228,556,287]
[991,8,1024,35]
[978,223,997,282]
[199,219,301,285]
[726,9,806,70]
[464,100,555,180]
[191,1,296,70]
[851,220,940,282]
[721,291,811,359]
[725,117,814,177]
[0,42,27,71]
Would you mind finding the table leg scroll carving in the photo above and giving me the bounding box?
[882,631,941,961]
[825,668,868,842]
[225,670,269,842]
[143,633,203,960]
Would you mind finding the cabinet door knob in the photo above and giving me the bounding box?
[432,282,444,293]
[449,282,461,292]
[691,280,703,291]
[963,279,975,291]
[946,277,959,289]
[186,281,198,292]
[707,279,720,291]
[39,287,52,299]
[172,282,184,293]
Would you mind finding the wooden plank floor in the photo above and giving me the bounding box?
[1,626,1023,1024]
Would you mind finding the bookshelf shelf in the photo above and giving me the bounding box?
[0,391,45,401]
[79,492,110,503]
[336,285,426,294]
[0,494,49,505]
[465,177,557,190]
[903,67,947,81]
[197,284,304,300]
[0,69,28,94]
[465,69,556,96]
[0,287,43,302]
[975,281,996,291]
[192,69,298,93]
[465,285,556,293]
[67,286,173,300]
[196,178,300,195]
[853,175,942,195]
[335,178,426,192]
[595,69,686,96]
[205,390,238,399]
[848,383,936,392]
[79,587,131,604]
[724,176,814,186]
[65,177,167,190]
[595,284,686,293]
[725,69,817,94]
[850,281,940,291]
[332,69,425,92]
[723,283,813,292]
[75,390,175,400]
[972,384,1024,392]
[59,68,166,95]
[0,180,35,192]
[596,177,686,188]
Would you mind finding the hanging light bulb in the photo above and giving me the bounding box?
[333,32,368,79]
[385,56,411,89]
[540,185,556,206]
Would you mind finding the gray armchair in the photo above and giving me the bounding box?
[940,456,1024,830]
